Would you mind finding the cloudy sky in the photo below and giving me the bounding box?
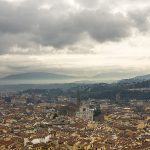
[0,0,150,79]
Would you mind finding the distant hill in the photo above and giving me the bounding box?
[1,75,150,101]
[92,72,135,83]
[119,74,150,84]
[1,72,75,80]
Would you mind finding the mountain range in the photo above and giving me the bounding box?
[1,72,150,85]
[0,72,78,85]
[2,72,74,80]
[119,74,150,84]
[1,72,150,92]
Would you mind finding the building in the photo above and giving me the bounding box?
[76,102,101,121]
[76,102,94,121]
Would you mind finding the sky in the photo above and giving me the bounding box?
[0,0,150,79]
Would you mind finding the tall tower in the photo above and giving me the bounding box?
[116,93,121,104]
[76,89,81,106]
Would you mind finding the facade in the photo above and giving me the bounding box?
[76,103,95,121]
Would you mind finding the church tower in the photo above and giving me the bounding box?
[76,89,81,106]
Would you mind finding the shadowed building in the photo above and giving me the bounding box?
[76,101,101,121]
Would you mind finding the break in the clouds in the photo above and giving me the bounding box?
[0,0,150,79]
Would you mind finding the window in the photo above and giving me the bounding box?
[83,108,86,111]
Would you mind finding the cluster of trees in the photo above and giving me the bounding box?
[22,80,150,101]
[66,80,150,100]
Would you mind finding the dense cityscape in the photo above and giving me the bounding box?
[1,0,150,149]
[0,90,149,150]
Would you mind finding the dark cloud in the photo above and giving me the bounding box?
[128,7,150,32]
[0,0,149,55]
[0,1,38,34]
[77,10,130,42]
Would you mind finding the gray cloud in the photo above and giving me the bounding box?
[0,0,149,55]
[0,0,132,54]
[76,0,100,8]
[128,7,150,32]
[77,10,130,42]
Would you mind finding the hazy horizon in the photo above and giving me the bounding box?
[1,71,150,85]
[0,0,150,81]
